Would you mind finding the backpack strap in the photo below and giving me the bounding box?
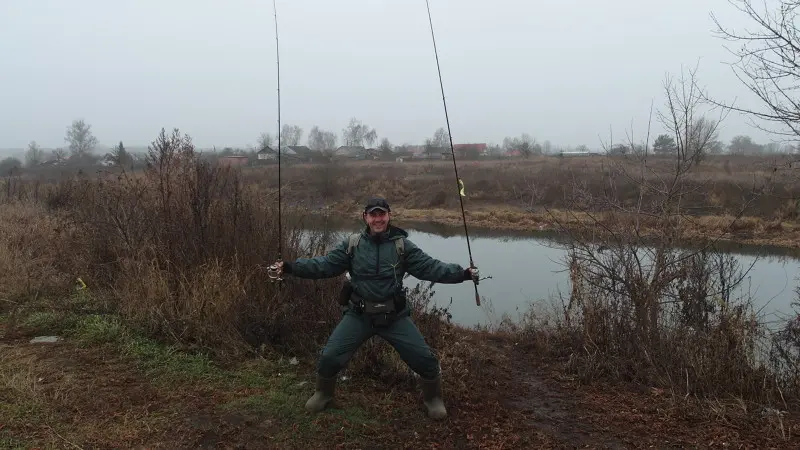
[394,237,405,258]
[346,233,361,257]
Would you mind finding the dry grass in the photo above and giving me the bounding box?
[1,132,800,447]
[0,202,78,303]
[240,154,800,219]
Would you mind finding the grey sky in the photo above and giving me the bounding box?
[0,0,780,150]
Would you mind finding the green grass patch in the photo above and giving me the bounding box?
[64,314,227,385]
[62,314,305,391]
[19,310,80,335]
[67,314,127,344]
[8,308,386,440]
[4,290,101,337]
[123,335,225,384]
[20,311,61,330]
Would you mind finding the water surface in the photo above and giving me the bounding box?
[302,218,800,329]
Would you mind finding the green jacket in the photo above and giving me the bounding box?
[284,225,468,301]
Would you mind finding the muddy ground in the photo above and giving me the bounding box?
[2,318,797,450]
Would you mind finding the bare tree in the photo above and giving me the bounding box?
[257,132,274,151]
[422,127,450,158]
[711,0,800,140]
[545,66,759,382]
[307,126,338,151]
[728,135,765,155]
[280,124,303,147]
[659,66,728,166]
[378,137,393,159]
[65,119,98,158]
[24,140,45,167]
[503,133,541,158]
[52,148,66,162]
[342,117,377,147]
[431,127,449,148]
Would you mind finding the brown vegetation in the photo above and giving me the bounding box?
[2,126,800,447]
[235,153,800,247]
[244,154,797,214]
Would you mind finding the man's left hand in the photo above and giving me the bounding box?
[467,266,479,283]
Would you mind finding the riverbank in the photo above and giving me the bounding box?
[315,202,800,250]
[233,155,800,249]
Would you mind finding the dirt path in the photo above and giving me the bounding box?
[1,331,797,449]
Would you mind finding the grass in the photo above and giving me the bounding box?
[4,293,800,447]
[0,306,447,448]
[2,128,800,447]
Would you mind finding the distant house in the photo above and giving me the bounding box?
[364,148,380,160]
[393,149,414,162]
[218,155,250,167]
[335,146,366,159]
[257,146,276,160]
[284,145,314,162]
[407,145,429,159]
[453,143,487,159]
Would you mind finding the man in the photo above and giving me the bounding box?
[269,196,479,420]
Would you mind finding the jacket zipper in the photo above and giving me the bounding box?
[375,240,381,274]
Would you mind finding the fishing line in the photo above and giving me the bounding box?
[424,0,481,306]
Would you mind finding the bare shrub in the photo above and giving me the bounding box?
[532,66,794,405]
[562,245,778,401]
[46,128,343,359]
[768,285,800,406]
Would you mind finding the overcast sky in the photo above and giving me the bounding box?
[0,0,783,150]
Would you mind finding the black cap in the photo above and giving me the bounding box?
[364,197,390,213]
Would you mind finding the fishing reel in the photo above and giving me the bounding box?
[267,261,283,282]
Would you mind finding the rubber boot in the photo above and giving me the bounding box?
[305,374,336,413]
[420,375,447,420]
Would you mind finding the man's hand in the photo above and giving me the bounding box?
[465,266,479,283]
[267,260,284,279]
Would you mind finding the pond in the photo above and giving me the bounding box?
[300,217,800,330]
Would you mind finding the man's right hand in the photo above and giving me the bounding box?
[267,260,284,279]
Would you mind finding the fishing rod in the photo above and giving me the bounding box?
[424,0,481,306]
[268,0,283,282]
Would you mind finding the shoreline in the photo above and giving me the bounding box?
[306,203,800,253]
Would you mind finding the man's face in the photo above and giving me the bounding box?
[364,208,390,233]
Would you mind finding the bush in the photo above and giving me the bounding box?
[46,128,344,359]
[39,128,459,369]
